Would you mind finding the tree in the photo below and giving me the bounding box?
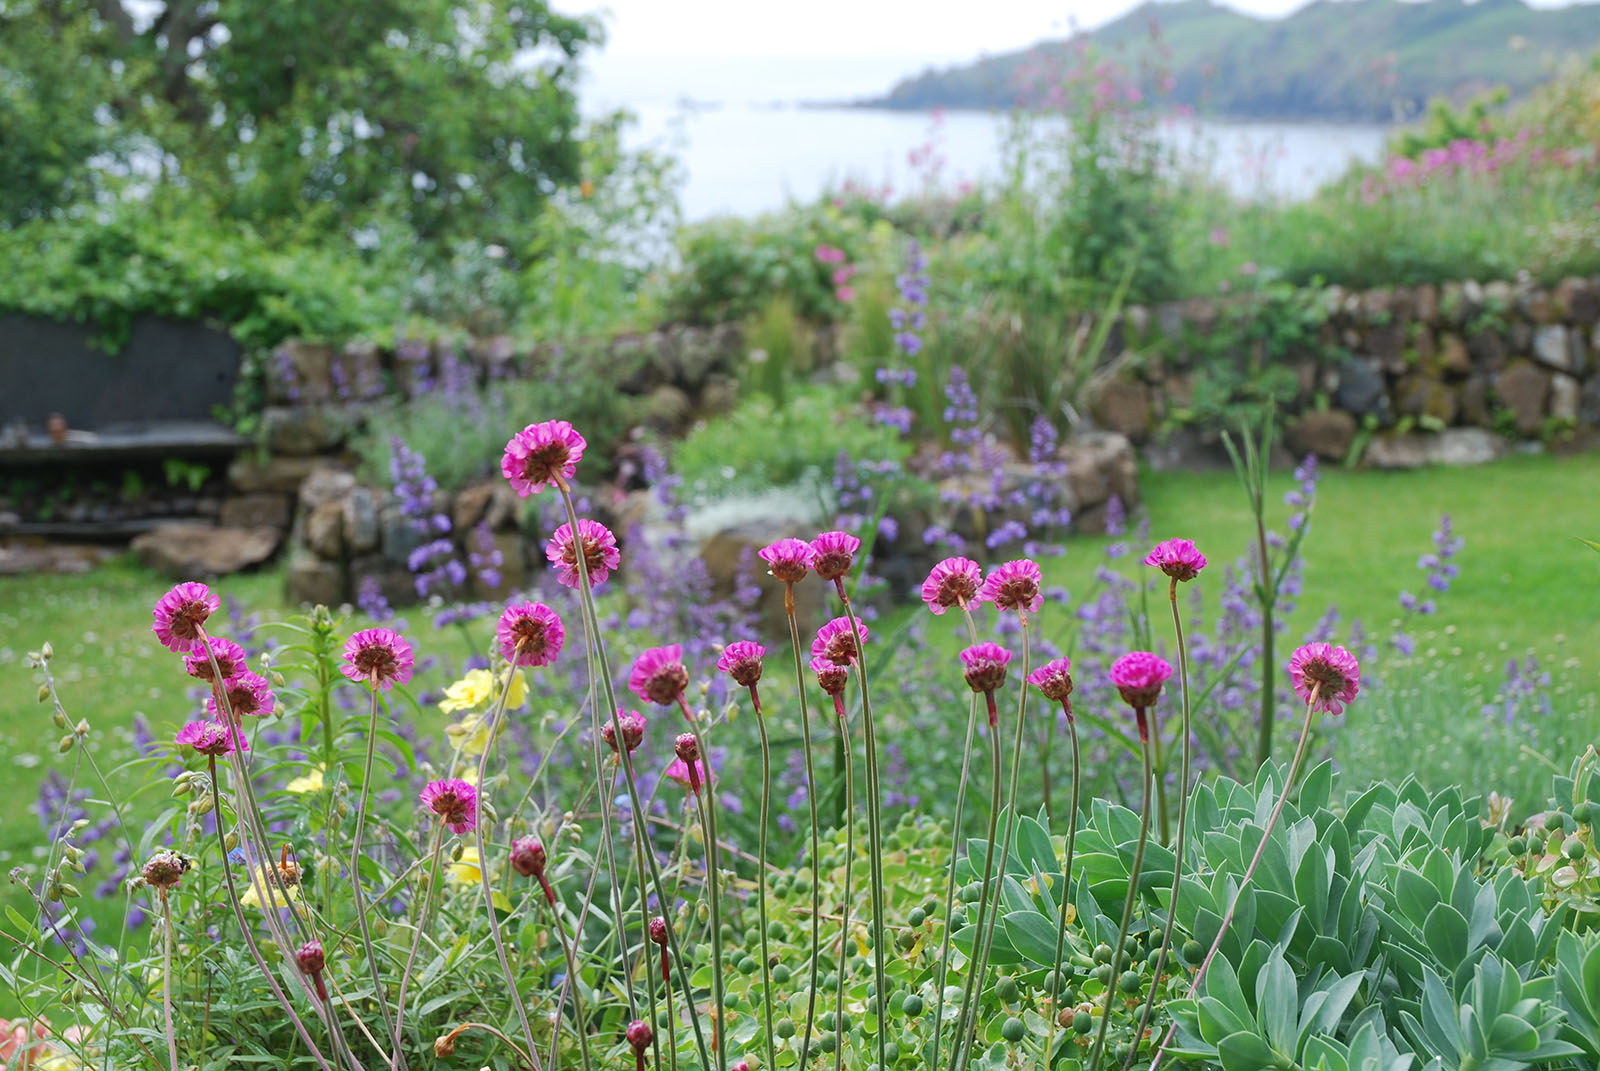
[0,0,598,247]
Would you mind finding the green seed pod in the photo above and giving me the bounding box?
[776,1018,796,1039]
[58,882,81,899]
[1148,948,1164,967]
[1565,836,1585,861]
[172,780,193,797]
[995,976,1020,1002]
[1073,1010,1094,1035]
[1182,939,1203,963]
[738,955,759,975]
[901,994,924,1017]
[188,795,215,816]
[1119,970,1142,994]
[908,907,926,926]
[818,1033,837,1054]
[58,735,75,753]
[1507,836,1528,855]
[1001,1017,1025,1044]
[1093,964,1112,984]
[1093,943,1113,964]
[51,707,66,727]
[773,964,792,984]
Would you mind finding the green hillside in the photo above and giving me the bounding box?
[861,0,1600,121]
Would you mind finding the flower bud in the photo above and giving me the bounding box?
[41,642,53,660]
[510,837,547,879]
[225,832,239,851]
[52,709,67,728]
[74,719,89,736]
[649,916,669,946]
[39,685,52,704]
[188,795,215,816]
[172,780,193,797]
[626,1019,653,1053]
[58,882,81,899]
[58,735,75,753]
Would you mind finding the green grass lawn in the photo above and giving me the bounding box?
[1,449,1596,981]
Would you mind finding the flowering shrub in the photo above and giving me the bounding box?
[6,413,1599,1071]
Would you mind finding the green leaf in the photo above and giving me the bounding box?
[1001,910,1060,966]
[1218,1030,1278,1071]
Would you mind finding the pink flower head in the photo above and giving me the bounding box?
[501,420,586,497]
[811,616,868,666]
[419,778,478,835]
[630,645,689,706]
[810,655,849,698]
[960,642,1012,695]
[183,636,247,683]
[175,719,247,758]
[809,530,861,583]
[601,709,647,755]
[649,916,669,946]
[627,1019,654,1055]
[496,602,565,667]
[206,669,275,720]
[341,628,414,690]
[758,538,813,584]
[1288,642,1361,715]
[1110,651,1173,709]
[717,641,766,687]
[545,519,620,589]
[1028,657,1074,707]
[668,734,709,792]
[141,850,189,890]
[152,582,220,653]
[921,557,983,614]
[979,559,1043,613]
[1144,538,1207,583]
[510,836,547,878]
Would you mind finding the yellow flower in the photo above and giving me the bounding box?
[439,669,527,714]
[238,866,302,911]
[446,713,491,758]
[448,848,511,910]
[286,766,325,794]
[439,670,494,713]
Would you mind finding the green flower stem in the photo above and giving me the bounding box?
[683,703,727,1071]
[351,687,402,1060]
[393,819,447,1065]
[832,586,887,1071]
[832,700,855,1071]
[750,686,779,1071]
[1127,581,1195,1069]
[1044,704,1083,1065]
[627,808,666,1071]
[544,881,596,1071]
[555,479,711,1071]
[160,889,179,1071]
[1087,716,1156,1071]
[949,695,1004,1071]
[782,588,824,1069]
[207,758,337,1071]
[1148,683,1322,1071]
[954,618,1032,1071]
[473,646,546,1071]
[929,606,983,1071]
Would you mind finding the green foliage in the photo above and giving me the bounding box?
[671,385,911,503]
[664,210,863,326]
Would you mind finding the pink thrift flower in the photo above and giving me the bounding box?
[152,582,220,653]
[921,557,983,615]
[175,719,247,757]
[630,645,689,706]
[960,642,1012,695]
[206,669,275,719]
[811,616,868,666]
[510,836,548,879]
[980,559,1043,613]
[809,530,861,583]
[668,733,710,792]
[602,709,647,755]
[183,636,247,683]
[419,778,478,835]
[1144,538,1207,583]
[758,538,814,583]
[545,519,620,589]
[1289,642,1361,715]
[341,628,415,690]
[716,641,766,687]
[811,655,849,698]
[496,602,565,667]
[1110,651,1173,709]
[1029,657,1074,708]
[501,420,586,497]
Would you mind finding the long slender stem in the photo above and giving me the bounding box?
[955,618,1031,1071]
[473,653,545,1070]
[161,890,179,1071]
[556,480,711,1070]
[627,809,664,1071]
[949,703,1003,1071]
[832,706,855,1071]
[351,688,401,1058]
[1148,685,1320,1071]
[393,820,447,1063]
[752,690,778,1071]
[207,759,336,1071]
[782,590,823,1069]
[1254,512,1275,767]
[1127,582,1194,1067]
[1087,722,1155,1071]
[833,587,886,1071]
[1045,707,1082,1063]
[686,708,727,1071]
[545,890,596,1071]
